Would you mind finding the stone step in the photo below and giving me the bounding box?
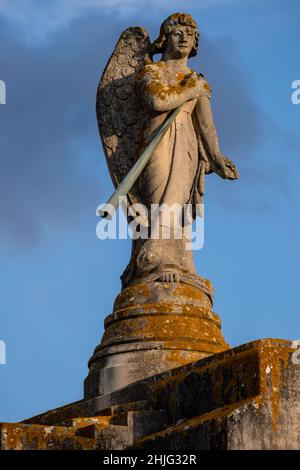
[72,415,111,430]
[1,408,167,450]
[97,399,152,417]
[128,410,168,441]
[109,409,165,428]
[94,409,168,450]
[94,424,133,450]
[72,409,168,450]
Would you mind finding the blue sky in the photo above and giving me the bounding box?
[0,0,299,422]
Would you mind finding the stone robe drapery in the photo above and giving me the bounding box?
[121,63,212,296]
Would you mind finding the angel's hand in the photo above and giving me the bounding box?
[181,72,207,100]
[212,155,239,180]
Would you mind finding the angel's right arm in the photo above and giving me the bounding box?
[136,65,201,113]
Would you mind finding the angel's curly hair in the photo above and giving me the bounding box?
[150,13,199,59]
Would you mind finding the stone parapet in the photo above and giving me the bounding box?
[1,339,299,450]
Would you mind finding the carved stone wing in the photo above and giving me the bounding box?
[96,27,151,206]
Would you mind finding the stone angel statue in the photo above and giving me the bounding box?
[96,12,239,294]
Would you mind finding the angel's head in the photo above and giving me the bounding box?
[151,13,199,60]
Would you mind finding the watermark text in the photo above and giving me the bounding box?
[96,198,205,251]
[0,80,6,104]
[291,340,300,364]
[291,80,300,105]
[0,340,6,365]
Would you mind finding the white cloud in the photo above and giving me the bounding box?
[0,0,245,42]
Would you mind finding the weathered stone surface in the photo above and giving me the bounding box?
[0,422,95,450]
[0,408,167,451]
[84,281,229,398]
[97,14,239,290]
[2,338,299,450]
[132,338,300,449]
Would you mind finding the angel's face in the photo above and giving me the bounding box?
[165,26,195,59]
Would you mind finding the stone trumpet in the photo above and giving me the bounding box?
[97,105,182,219]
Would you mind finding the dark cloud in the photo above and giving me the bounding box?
[189,34,299,212]
[195,36,264,158]
[0,11,296,249]
[0,14,124,248]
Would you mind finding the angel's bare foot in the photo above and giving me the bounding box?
[158,273,181,283]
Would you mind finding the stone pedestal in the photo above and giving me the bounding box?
[84,281,229,398]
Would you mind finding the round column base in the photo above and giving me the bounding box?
[84,281,229,398]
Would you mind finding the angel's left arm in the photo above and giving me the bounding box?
[193,93,222,164]
[193,88,239,180]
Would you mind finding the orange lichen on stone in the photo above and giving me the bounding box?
[110,303,217,318]
[253,340,294,432]
[0,414,118,450]
[0,422,95,450]
[72,416,111,430]
[149,347,258,422]
[131,339,297,449]
[114,281,213,310]
[203,81,211,93]
[3,339,296,450]
[102,312,223,346]
[137,63,198,102]
[147,339,295,432]
[85,280,228,397]
[133,397,256,448]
